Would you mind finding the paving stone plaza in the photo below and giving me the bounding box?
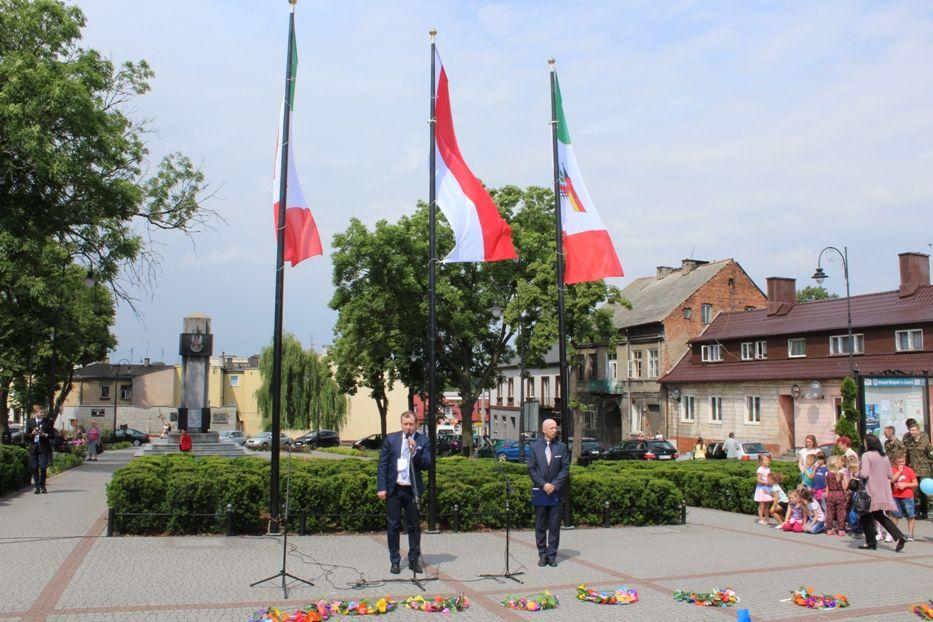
[1,449,930,622]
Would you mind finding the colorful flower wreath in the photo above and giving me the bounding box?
[249,597,396,621]
[404,594,470,613]
[673,588,739,607]
[248,607,325,622]
[501,591,559,611]
[576,584,638,605]
[913,600,933,620]
[791,587,850,610]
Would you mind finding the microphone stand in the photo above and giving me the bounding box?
[250,443,314,598]
[478,456,524,583]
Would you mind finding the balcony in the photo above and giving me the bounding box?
[586,379,626,395]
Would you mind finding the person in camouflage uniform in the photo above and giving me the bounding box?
[903,422,932,519]
[883,426,906,459]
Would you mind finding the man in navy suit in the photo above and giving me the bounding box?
[377,411,432,574]
[25,406,54,494]
[527,418,570,567]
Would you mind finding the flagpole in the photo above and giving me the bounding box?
[269,0,298,533]
[548,58,574,528]
[427,27,439,533]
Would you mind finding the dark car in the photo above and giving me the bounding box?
[574,437,606,466]
[294,429,340,450]
[436,432,463,456]
[109,428,150,447]
[705,441,727,459]
[603,439,679,461]
[353,433,385,450]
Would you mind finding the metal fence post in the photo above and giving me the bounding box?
[603,501,611,528]
[681,500,687,525]
[299,511,307,536]
[453,504,460,533]
[225,503,234,536]
[107,507,115,537]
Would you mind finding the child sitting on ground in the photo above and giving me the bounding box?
[800,487,825,534]
[755,454,774,525]
[769,472,789,527]
[782,489,805,532]
[824,455,848,536]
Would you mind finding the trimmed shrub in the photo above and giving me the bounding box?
[0,445,30,495]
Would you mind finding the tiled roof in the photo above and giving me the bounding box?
[661,352,933,384]
[692,286,933,343]
[608,259,737,329]
[73,362,175,379]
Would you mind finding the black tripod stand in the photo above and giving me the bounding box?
[478,457,524,583]
[250,444,314,599]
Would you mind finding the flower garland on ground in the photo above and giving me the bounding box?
[791,587,849,610]
[673,588,739,607]
[576,584,638,605]
[500,591,559,611]
[404,594,470,613]
[249,597,396,621]
[914,600,933,620]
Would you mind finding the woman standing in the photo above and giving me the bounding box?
[797,434,820,471]
[693,437,707,460]
[857,434,906,551]
[86,422,100,461]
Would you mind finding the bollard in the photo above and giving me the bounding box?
[603,501,611,528]
[225,503,234,536]
[107,507,115,537]
[299,512,307,536]
[680,500,687,525]
[453,504,461,533]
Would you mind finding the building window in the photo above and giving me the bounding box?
[229,375,240,387]
[833,397,842,424]
[788,338,806,358]
[681,395,696,422]
[756,340,767,359]
[895,329,923,352]
[701,344,722,362]
[628,350,643,378]
[119,384,131,400]
[709,396,723,422]
[683,307,692,320]
[745,305,757,312]
[830,334,864,356]
[90,409,105,417]
[212,412,228,424]
[743,341,767,360]
[507,378,514,404]
[745,396,761,424]
[701,304,713,324]
[496,381,503,405]
[607,351,618,379]
[648,349,660,378]
[526,377,535,399]
[554,375,560,399]
[541,377,550,404]
[99,384,111,400]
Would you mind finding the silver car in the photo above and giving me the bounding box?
[219,430,246,446]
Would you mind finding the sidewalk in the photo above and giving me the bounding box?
[0,452,929,622]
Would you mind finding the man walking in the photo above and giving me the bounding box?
[25,406,53,494]
[724,432,741,459]
[527,418,570,567]
[377,411,432,575]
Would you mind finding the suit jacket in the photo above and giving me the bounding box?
[25,418,52,454]
[527,438,570,493]
[377,431,432,497]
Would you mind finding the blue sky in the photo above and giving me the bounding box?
[76,0,933,363]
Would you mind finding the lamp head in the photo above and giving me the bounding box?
[811,267,827,286]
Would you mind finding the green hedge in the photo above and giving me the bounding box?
[107,455,685,535]
[0,445,85,496]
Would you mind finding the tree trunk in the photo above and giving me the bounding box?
[406,386,415,412]
[460,393,476,456]
[376,393,388,438]
[49,366,75,429]
[0,385,9,445]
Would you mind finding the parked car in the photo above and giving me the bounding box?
[294,430,340,450]
[704,441,727,459]
[245,432,293,450]
[818,443,836,461]
[353,433,385,450]
[738,442,770,461]
[109,428,150,447]
[492,440,525,462]
[219,430,246,446]
[571,437,605,466]
[436,432,462,456]
[603,439,679,461]
[4,424,23,444]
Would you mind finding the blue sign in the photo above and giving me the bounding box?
[864,377,924,387]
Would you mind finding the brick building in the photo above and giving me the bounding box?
[661,252,933,455]
[576,258,766,445]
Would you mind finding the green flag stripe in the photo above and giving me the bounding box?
[287,21,298,109]
[555,75,571,145]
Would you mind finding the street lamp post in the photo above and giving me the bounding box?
[812,246,855,377]
[112,358,131,435]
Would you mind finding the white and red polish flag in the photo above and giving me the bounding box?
[272,17,322,267]
[554,74,623,283]
[434,52,517,263]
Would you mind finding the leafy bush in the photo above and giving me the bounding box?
[0,445,30,495]
[313,446,379,459]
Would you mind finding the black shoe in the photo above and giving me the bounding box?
[409,559,423,573]
[34,488,40,494]
[390,563,401,574]
[547,558,558,567]
[41,487,47,494]
[895,538,906,552]
[538,557,547,567]
[857,544,876,550]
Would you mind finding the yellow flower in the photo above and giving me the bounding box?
[377,599,387,613]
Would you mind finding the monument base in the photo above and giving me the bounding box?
[136,430,248,458]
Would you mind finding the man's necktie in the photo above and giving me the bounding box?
[545,442,552,466]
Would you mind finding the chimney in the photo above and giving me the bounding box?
[143,357,150,367]
[899,252,930,298]
[656,266,676,280]
[681,259,709,273]
[766,277,796,316]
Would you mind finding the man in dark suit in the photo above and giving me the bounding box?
[377,411,432,575]
[527,418,570,567]
[25,406,53,494]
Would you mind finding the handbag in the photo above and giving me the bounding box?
[96,442,105,455]
[853,479,871,515]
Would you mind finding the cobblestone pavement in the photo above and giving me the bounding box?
[1,451,930,621]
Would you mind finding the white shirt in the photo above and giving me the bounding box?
[396,434,412,486]
[724,437,741,458]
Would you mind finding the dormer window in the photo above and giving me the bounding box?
[829,334,864,355]
[788,338,806,358]
[895,329,923,352]
[701,344,723,362]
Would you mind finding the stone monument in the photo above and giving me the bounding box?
[178,313,213,432]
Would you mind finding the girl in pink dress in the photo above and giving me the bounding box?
[755,454,774,525]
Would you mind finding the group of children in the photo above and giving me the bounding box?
[753,450,920,540]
